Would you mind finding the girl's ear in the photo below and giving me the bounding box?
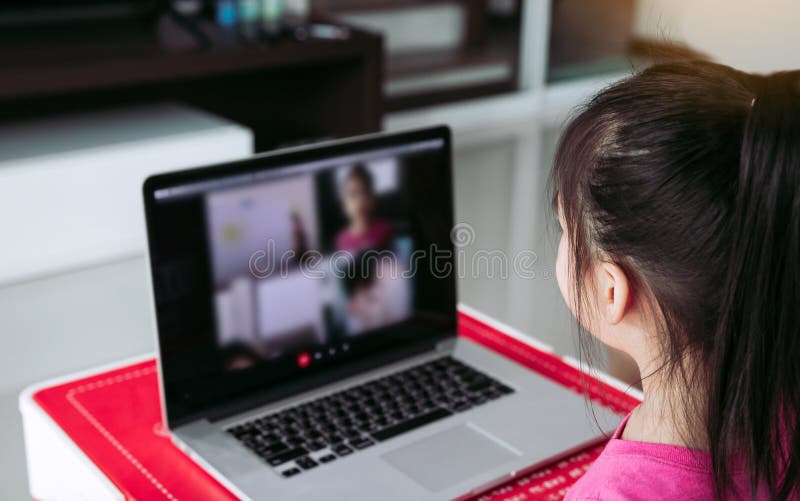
[598,261,630,325]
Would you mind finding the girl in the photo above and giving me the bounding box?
[552,61,799,500]
[335,164,392,253]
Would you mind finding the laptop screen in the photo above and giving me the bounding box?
[144,127,456,427]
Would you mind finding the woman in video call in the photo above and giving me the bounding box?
[335,164,392,253]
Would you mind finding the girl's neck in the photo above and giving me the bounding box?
[350,218,370,234]
[622,362,707,451]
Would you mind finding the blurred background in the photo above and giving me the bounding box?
[1,0,799,498]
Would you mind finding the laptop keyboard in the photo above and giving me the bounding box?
[226,356,515,478]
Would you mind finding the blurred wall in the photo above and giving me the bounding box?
[635,0,800,72]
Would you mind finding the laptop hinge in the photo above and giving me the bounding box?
[202,336,449,424]
[435,337,457,352]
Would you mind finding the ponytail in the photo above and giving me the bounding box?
[709,71,800,499]
[552,61,800,499]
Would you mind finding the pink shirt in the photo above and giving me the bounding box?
[335,219,392,253]
[565,412,772,500]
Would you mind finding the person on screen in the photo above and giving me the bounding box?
[335,164,392,253]
[342,253,410,334]
[289,210,311,267]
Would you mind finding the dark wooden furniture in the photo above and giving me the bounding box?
[313,0,521,111]
[0,15,383,152]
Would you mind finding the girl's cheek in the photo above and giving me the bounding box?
[554,228,603,342]
[555,232,573,313]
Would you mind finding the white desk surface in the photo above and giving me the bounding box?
[4,118,581,499]
[2,257,156,500]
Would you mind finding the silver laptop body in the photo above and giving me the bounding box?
[142,126,619,501]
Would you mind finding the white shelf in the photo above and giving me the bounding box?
[385,0,629,135]
[0,103,253,286]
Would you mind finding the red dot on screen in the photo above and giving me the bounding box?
[297,352,311,368]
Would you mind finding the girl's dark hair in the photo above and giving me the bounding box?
[551,60,799,499]
[346,164,374,194]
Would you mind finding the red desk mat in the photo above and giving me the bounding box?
[33,312,640,500]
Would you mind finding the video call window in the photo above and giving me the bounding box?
[205,156,415,372]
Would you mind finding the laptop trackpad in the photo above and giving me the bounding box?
[381,423,519,492]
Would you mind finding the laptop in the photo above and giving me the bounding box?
[142,126,618,500]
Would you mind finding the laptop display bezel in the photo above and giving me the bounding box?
[142,125,456,428]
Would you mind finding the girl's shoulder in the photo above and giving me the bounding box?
[565,437,715,501]
[565,436,777,501]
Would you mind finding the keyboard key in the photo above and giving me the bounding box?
[469,395,488,405]
[258,442,289,456]
[296,456,318,470]
[285,436,305,446]
[452,401,472,412]
[350,437,375,449]
[229,428,252,438]
[372,408,452,442]
[325,433,344,444]
[307,440,326,451]
[267,448,308,467]
[466,380,492,394]
[333,444,353,456]
[496,384,514,394]
[227,357,512,474]
[484,390,502,400]
[319,454,337,463]
[282,467,301,478]
[343,429,361,439]
[262,433,280,443]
